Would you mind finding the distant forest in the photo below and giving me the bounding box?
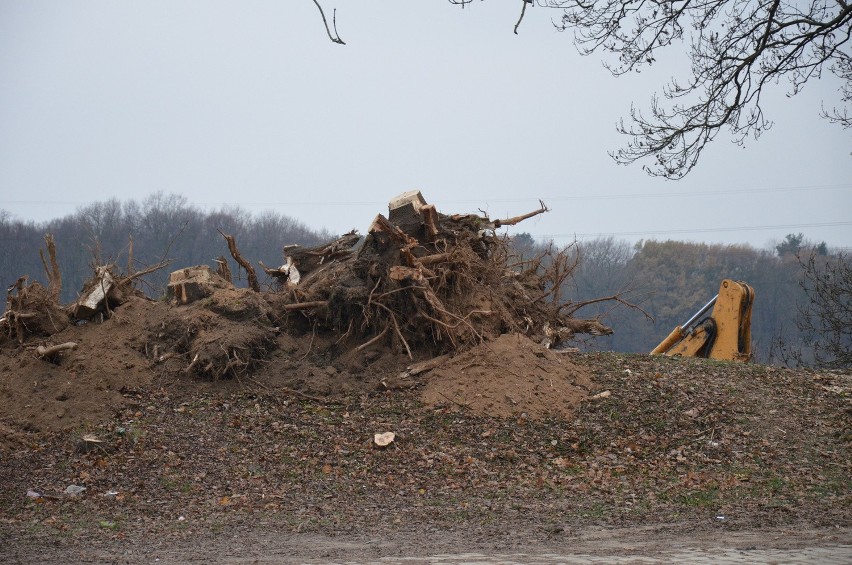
[0,193,334,304]
[539,235,834,366]
[1,194,846,366]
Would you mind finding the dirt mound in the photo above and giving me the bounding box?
[0,297,160,448]
[0,304,592,450]
[421,333,593,419]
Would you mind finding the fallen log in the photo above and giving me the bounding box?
[167,265,233,304]
[72,261,169,319]
[415,252,451,266]
[388,190,427,235]
[541,319,614,349]
[420,204,439,240]
[259,258,300,287]
[398,354,451,378]
[388,265,427,283]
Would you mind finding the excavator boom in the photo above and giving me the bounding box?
[651,279,755,361]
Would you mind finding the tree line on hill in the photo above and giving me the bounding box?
[0,193,333,305]
[2,194,848,368]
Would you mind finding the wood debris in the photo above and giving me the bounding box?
[275,191,610,354]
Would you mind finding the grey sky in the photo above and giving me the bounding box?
[1,1,850,250]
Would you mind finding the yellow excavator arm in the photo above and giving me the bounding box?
[651,279,755,361]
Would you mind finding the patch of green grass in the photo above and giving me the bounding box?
[98,519,120,531]
[679,487,719,507]
[806,478,848,498]
[767,475,785,493]
[580,502,607,518]
[559,464,584,476]
[161,476,192,493]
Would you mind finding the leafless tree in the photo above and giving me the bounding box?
[796,250,852,368]
[316,1,851,178]
[547,0,852,178]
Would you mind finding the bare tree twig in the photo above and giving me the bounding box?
[514,0,531,35]
[121,260,172,283]
[311,0,345,45]
[559,293,653,321]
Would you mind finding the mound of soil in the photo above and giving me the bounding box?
[0,297,162,446]
[421,333,593,419]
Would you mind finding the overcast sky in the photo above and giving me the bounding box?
[2,1,850,251]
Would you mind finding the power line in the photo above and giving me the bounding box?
[3,182,851,208]
[532,221,852,240]
[437,183,852,204]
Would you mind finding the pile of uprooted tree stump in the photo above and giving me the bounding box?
[250,191,613,357]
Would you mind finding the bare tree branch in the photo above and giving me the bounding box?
[493,200,549,227]
[548,0,852,178]
[515,0,532,35]
[315,2,849,175]
[444,0,852,178]
[218,229,261,292]
[312,0,345,45]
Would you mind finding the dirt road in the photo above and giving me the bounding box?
[4,525,850,564]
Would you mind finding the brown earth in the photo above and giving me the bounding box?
[421,333,593,419]
[1,288,850,562]
[0,290,598,450]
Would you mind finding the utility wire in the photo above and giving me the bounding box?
[3,183,851,208]
[532,221,852,240]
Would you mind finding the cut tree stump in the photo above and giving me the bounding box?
[388,190,427,236]
[72,267,114,319]
[167,265,233,304]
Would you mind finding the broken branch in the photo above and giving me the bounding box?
[218,230,260,292]
[121,260,172,283]
[39,234,62,301]
[37,342,78,358]
[493,200,549,228]
[283,300,328,311]
[355,324,390,352]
